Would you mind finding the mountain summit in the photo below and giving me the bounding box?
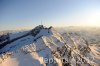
[0,25,100,66]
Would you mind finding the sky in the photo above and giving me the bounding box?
[0,0,100,31]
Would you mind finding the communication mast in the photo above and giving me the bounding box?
[41,20,43,25]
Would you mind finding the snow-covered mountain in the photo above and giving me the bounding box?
[0,25,100,66]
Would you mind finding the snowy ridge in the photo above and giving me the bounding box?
[0,25,100,66]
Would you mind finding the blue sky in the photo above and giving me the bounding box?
[0,0,100,31]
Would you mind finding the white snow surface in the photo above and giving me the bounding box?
[0,26,100,66]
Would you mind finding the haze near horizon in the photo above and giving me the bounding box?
[0,0,100,31]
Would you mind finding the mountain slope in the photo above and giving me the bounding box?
[0,25,100,66]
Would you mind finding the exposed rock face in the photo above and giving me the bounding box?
[31,25,44,36]
[0,25,100,66]
[31,25,52,37]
